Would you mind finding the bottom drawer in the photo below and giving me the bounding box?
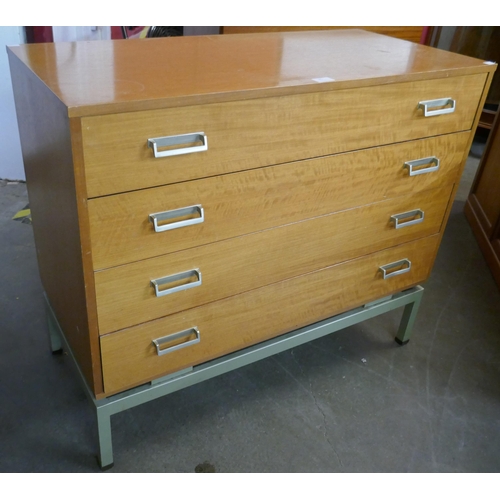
[100,235,440,394]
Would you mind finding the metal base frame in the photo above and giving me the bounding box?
[44,285,424,470]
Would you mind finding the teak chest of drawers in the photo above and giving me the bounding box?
[8,30,496,468]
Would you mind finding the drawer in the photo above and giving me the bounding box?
[95,186,451,334]
[88,132,469,270]
[100,234,440,394]
[81,74,486,197]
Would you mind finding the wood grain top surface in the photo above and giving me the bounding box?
[8,29,495,117]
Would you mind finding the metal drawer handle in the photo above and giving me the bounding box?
[390,209,424,229]
[418,98,456,117]
[152,327,200,356]
[379,259,412,279]
[151,269,201,297]
[403,157,440,176]
[148,132,208,158]
[149,205,204,232]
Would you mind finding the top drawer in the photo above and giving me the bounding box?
[81,74,486,197]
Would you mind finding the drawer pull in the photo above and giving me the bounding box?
[403,156,440,176]
[149,205,204,232]
[152,327,200,356]
[147,132,208,158]
[390,209,424,229]
[379,259,412,279]
[418,98,455,117]
[151,269,202,297]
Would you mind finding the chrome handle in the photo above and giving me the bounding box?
[151,269,202,297]
[148,132,207,158]
[149,205,204,232]
[403,157,440,176]
[379,259,412,279]
[152,327,200,356]
[390,209,424,229]
[418,98,455,117]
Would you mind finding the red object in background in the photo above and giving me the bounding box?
[111,27,146,39]
[25,27,53,43]
[111,26,125,39]
[420,27,430,44]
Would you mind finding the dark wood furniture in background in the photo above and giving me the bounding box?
[221,26,427,44]
[465,111,500,290]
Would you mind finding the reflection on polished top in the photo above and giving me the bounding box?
[7,29,493,117]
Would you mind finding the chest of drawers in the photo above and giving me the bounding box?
[8,30,496,464]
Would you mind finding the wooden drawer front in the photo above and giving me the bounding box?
[82,74,485,197]
[100,235,440,394]
[95,186,450,334]
[88,132,469,270]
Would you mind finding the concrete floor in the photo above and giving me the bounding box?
[1,154,499,473]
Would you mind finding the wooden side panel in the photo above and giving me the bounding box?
[8,53,103,395]
[88,132,470,269]
[81,74,486,197]
[95,186,452,334]
[100,235,440,395]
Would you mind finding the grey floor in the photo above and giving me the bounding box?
[1,152,499,473]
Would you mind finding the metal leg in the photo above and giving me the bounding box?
[45,299,62,353]
[395,289,423,345]
[96,408,114,470]
[44,287,424,468]
[43,293,113,469]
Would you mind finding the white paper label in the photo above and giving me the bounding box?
[312,77,335,83]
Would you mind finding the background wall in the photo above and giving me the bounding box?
[0,26,26,180]
[52,26,111,42]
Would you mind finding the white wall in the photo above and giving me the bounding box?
[0,26,25,180]
[52,26,111,42]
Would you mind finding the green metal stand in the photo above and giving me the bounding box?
[44,285,424,470]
